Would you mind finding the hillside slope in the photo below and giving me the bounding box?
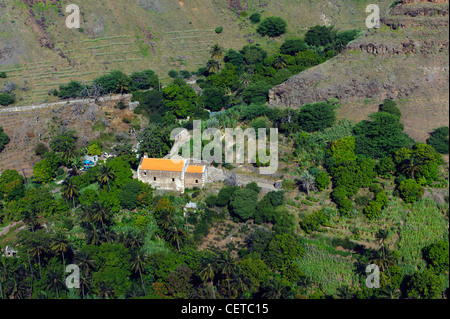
[269,0,449,142]
[0,0,386,106]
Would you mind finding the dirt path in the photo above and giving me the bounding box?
[0,94,132,114]
[0,222,18,237]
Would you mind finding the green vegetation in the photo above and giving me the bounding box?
[0,127,10,152]
[0,93,15,106]
[257,17,288,37]
[0,12,447,302]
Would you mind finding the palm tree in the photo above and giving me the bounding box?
[337,285,354,299]
[116,78,129,95]
[400,156,424,180]
[75,250,95,278]
[62,147,77,163]
[79,273,93,299]
[29,240,48,278]
[299,171,316,195]
[210,44,225,62]
[0,258,11,299]
[199,263,216,299]
[335,38,345,53]
[166,225,185,252]
[130,251,149,296]
[230,272,248,298]
[206,59,220,74]
[45,267,65,299]
[7,277,27,299]
[23,211,39,232]
[117,230,144,251]
[98,165,116,190]
[51,231,69,271]
[90,203,112,244]
[216,251,236,296]
[159,209,175,230]
[272,55,287,69]
[369,248,397,274]
[61,178,80,209]
[97,281,115,299]
[238,72,252,90]
[379,284,401,299]
[375,229,390,257]
[263,277,289,299]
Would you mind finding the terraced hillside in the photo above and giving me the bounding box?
[0,95,142,176]
[269,0,449,142]
[0,0,388,106]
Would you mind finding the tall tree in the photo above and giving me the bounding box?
[61,178,80,209]
[51,232,70,271]
[98,165,116,191]
[200,263,216,299]
[130,251,149,296]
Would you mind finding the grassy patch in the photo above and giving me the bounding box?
[296,242,359,295]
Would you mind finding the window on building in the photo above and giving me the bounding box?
[172,178,175,182]
[195,180,199,184]
[154,177,157,181]
[143,172,147,176]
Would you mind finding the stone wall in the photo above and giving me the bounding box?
[138,169,184,192]
[185,171,206,189]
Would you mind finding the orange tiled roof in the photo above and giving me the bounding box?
[140,158,185,172]
[186,165,204,174]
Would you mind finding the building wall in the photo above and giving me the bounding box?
[138,169,184,192]
[185,172,206,189]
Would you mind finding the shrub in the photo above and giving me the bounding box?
[427,126,449,154]
[353,196,369,208]
[379,99,401,118]
[205,194,218,208]
[35,143,49,156]
[92,70,131,94]
[364,200,382,220]
[280,38,308,56]
[316,172,331,191]
[245,181,261,194]
[216,186,239,206]
[249,12,261,24]
[57,80,83,99]
[179,70,191,79]
[257,16,287,37]
[422,241,449,274]
[301,210,329,234]
[264,191,284,207]
[406,270,444,299]
[224,49,244,67]
[0,93,15,106]
[215,26,223,34]
[0,127,10,152]
[168,70,179,79]
[0,72,6,78]
[229,188,259,221]
[377,156,396,178]
[130,69,159,91]
[398,179,424,203]
[305,25,337,47]
[88,143,102,156]
[298,102,336,132]
[241,81,271,104]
